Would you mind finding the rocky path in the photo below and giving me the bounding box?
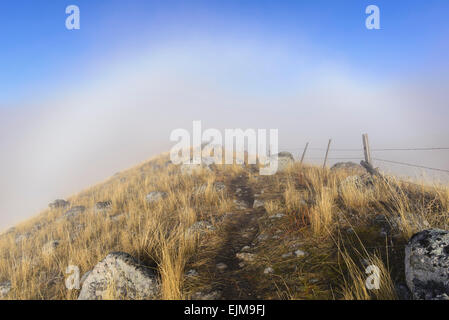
[210,175,265,299]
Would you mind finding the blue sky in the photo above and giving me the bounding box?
[1,0,448,105]
[1,1,449,228]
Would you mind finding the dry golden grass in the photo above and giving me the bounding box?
[0,153,448,300]
[308,186,335,236]
[264,200,283,216]
[339,247,397,300]
[284,181,303,213]
[339,178,373,213]
[0,154,233,300]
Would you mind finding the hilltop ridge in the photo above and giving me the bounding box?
[0,152,448,300]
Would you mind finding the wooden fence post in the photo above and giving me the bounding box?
[300,142,309,164]
[362,133,372,165]
[323,139,332,169]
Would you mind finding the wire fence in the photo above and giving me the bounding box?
[280,141,449,175]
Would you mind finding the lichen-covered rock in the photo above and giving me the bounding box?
[186,221,216,237]
[180,160,213,175]
[395,283,412,300]
[78,252,159,300]
[95,201,112,212]
[0,281,11,298]
[61,206,86,220]
[405,229,449,300]
[145,191,168,203]
[80,270,91,287]
[271,152,295,171]
[331,162,364,174]
[49,199,69,209]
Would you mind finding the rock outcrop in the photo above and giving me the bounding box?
[0,281,11,298]
[78,252,159,300]
[331,162,364,174]
[95,201,112,212]
[271,152,295,172]
[180,157,216,175]
[405,229,449,300]
[186,221,216,237]
[61,206,86,220]
[49,199,70,209]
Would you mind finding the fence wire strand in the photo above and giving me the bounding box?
[372,158,449,174]
[280,144,449,173]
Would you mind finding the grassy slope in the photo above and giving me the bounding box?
[0,153,448,300]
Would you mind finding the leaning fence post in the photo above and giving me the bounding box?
[362,133,372,165]
[300,142,309,164]
[323,139,332,169]
[360,133,384,178]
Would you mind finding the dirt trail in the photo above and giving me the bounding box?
[211,174,265,299]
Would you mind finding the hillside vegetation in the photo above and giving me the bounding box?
[0,152,448,300]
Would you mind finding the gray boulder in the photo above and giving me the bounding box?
[0,281,11,298]
[180,163,212,175]
[405,229,449,300]
[95,201,112,212]
[78,252,159,300]
[80,270,92,287]
[179,154,217,175]
[49,199,70,209]
[271,152,294,172]
[331,162,364,174]
[62,206,86,220]
[186,221,216,237]
[145,191,168,203]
